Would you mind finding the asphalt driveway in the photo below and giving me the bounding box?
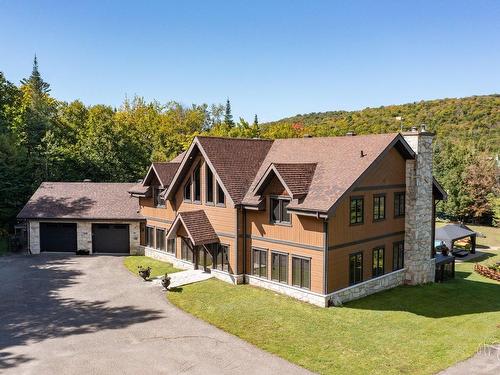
[0,254,311,375]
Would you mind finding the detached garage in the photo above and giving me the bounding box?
[17,182,145,254]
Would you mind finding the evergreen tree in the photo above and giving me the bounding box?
[224,98,234,128]
[253,114,259,127]
[21,55,50,94]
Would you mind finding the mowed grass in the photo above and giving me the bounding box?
[123,256,181,278]
[168,250,500,375]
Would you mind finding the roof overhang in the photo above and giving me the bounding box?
[165,211,219,246]
[433,177,447,201]
[253,164,298,198]
[143,164,166,188]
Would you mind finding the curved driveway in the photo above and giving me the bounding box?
[0,254,311,375]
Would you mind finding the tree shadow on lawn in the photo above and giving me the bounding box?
[0,255,163,370]
[346,270,500,318]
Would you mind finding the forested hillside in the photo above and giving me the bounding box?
[0,59,498,234]
[262,95,500,225]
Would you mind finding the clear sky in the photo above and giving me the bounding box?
[1,0,499,122]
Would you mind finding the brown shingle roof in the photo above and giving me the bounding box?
[244,133,409,213]
[254,163,317,199]
[167,210,219,246]
[17,182,143,220]
[196,137,273,204]
[152,162,180,187]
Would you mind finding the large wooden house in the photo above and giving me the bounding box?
[130,129,446,306]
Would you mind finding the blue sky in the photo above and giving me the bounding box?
[0,0,499,122]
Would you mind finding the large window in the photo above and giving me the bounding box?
[252,248,268,278]
[372,246,384,277]
[206,165,214,204]
[156,228,165,251]
[350,197,364,224]
[181,238,193,262]
[216,181,225,206]
[394,192,405,217]
[214,244,230,272]
[193,164,201,203]
[153,187,165,207]
[349,252,363,285]
[292,257,310,289]
[271,252,288,284]
[167,238,176,254]
[270,197,291,224]
[183,177,192,201]
[393,241,404,271]
[145,226,155,248]
[373,194,386,221]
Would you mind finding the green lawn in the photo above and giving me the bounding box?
[123,256,181,278]
[168,251,500,375]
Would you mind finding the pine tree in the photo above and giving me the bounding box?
[21,55,50,94]
[253,114,259,127]
[224,98,234,128]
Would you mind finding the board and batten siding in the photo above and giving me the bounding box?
[327,146,407,292]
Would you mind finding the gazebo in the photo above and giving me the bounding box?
[435,224,477,256]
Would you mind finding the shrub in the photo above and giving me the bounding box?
[161,273,171,290]
[138,266,152,281]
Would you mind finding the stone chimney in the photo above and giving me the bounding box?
[403,125,435,284]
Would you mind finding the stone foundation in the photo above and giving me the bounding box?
[245,275,328,307]
[327,269,406,306]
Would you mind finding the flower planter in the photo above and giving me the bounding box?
[474,264,500,282]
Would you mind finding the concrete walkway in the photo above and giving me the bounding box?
[0,254,311,375]
[438,345,500,374]
[152,269,214,289]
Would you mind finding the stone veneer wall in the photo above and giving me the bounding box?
[28,220,141,254]
[245,275,328,307]
[403,132,436,284]
[327,269,406,306]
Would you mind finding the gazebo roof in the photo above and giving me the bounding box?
[436,224,476,243]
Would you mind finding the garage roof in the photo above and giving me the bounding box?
[17,182,144,220]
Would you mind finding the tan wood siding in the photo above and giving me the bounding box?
[327,146,407,292]
[245,238,324,294]
[328,233,405,291]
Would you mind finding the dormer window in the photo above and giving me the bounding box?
[270,196,291,225]
[183,177,192,201]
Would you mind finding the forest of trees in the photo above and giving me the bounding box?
[0,58,498,235]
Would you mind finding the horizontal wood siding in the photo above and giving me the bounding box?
[328,233,405,291]
[245,237,324,294]
[245,174,325,293]
[327,146,407,292]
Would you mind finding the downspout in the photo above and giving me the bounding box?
[323,219,329,295]
[234,205,239,276]
[243,207,247,277]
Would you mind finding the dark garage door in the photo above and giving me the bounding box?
[92,224,130,253]
[40,222,77,252]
